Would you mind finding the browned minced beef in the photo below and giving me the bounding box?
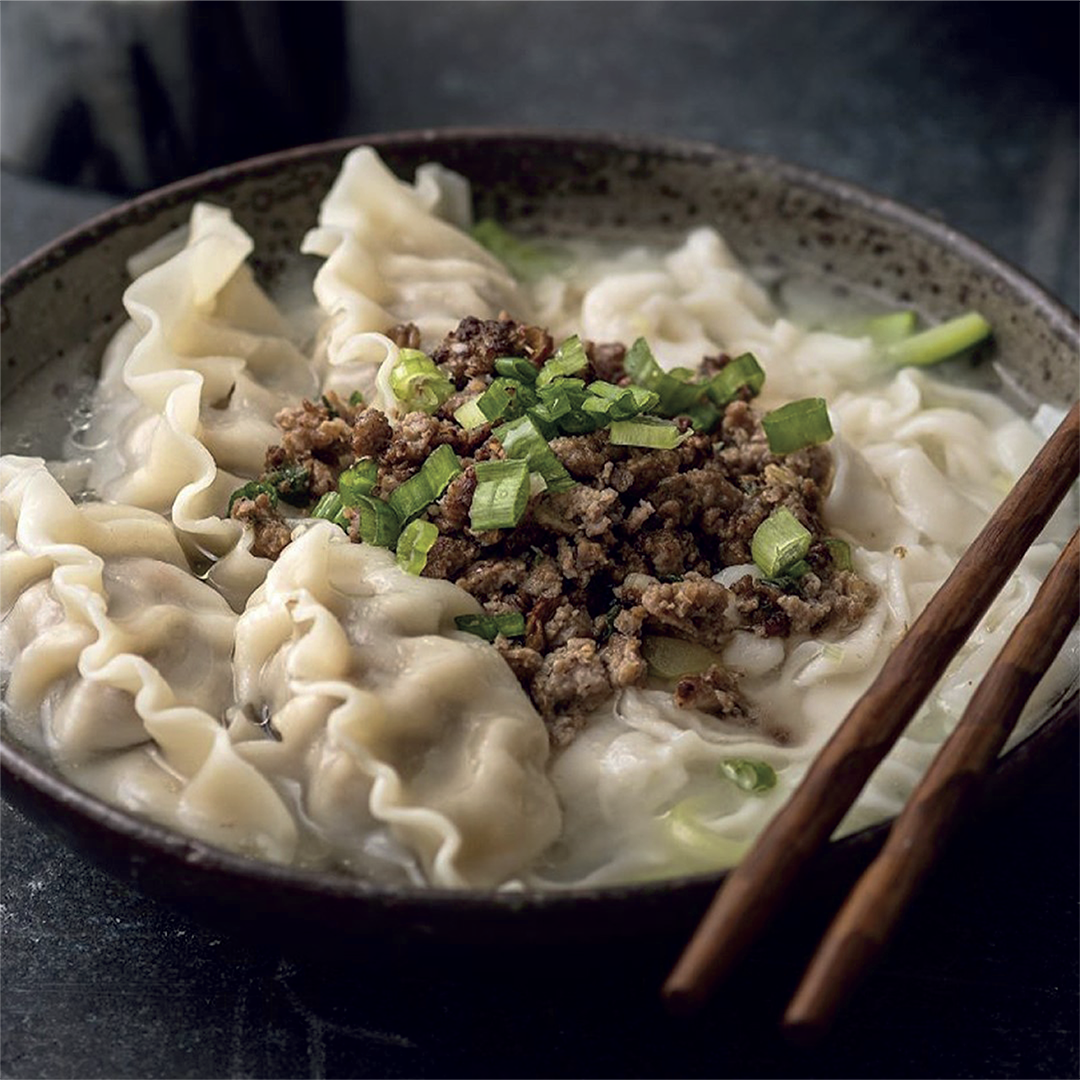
[234,315,877,747]
[231,493,293,561]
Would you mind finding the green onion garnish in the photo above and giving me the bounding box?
[387,443,462,522]
[348,389,365,406]
[338,460,379,505]
[608,416,688,450]
[884,311,992,367]
[469,458,531,531]
[863,310,917,345]
[389,348,454,414]
[494,356,539,382]
[624,337,702,416]
[705,352,766,406]
[718,758,777,795]
[395,518,439,575]
[825,537,853,571]
[536,335,589,387]
[352,493,401,548]
[685,399,721,433]
[495,415,576,494]
[227,480,278,515]
[454,611,528,641]
[762,397,833,454]
[751,507,812,577]
[311,491,344,523]
[470,219,569,281]
[454,397,488,431]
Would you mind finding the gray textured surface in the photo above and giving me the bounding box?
[2,3,1077,1078]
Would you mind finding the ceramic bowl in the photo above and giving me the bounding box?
[2,129,1076,949]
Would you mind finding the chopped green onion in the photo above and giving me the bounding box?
[454,397,488,430]
[825,537,853,571]
[762,397,833,454]
[311,491,344,522]
[348,389,365,406]
[227,480,278,515]
[705,352,765,406]
[396,518,439,575]
[352,494,401,548]
[885,311,992,367]
[536,335,588,387]
[642,636,719,679]
[476,378,515,422]
[469,459,531,531]
[718,758,777,795]
[387,443,462,522]
[524,404,559,440]
[558,409,604,435]
[494,357,539,382]
[454,611,528,642]
[864,310,917,345]
[685,399,721,433]
[623,337,702,416]
[751,507,812,577]
[495,415,576,494]
[665,798,752,864]
[608,416,688,450]
[388,348,454,413]
[470,219,569,281]
[338,460,379,505]
[262,464,310,503]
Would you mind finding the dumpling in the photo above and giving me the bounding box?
[231,521,562,888]
[300,147,525,407]
[81,202,319,607]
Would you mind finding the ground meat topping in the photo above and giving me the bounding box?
[232,315,878,746]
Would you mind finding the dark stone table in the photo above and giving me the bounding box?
[2,4,1077,1077]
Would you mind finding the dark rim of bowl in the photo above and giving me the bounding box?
[2,126,1078,915]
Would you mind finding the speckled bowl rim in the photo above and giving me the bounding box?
[2,127,1077,933]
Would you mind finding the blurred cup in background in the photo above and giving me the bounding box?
[1,0,349,194]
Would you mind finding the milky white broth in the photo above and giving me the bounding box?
[1,147,1075,890]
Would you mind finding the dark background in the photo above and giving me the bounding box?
[1,3,1077,1078]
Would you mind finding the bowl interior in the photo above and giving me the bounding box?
[2,130,1077,943]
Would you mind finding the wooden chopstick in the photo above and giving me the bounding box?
[782,526,1079,1043]
[662,399,1079,1015]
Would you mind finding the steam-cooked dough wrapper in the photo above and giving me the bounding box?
[232,522,562,888]
[300,147,525,410]
[0,458,297,860]
[83,203,318,606]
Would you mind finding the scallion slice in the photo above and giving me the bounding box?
[352,494,401,548]
[470,219,568,281]
[388,348,454,414]
[495,415,576,493]
[387,443,462,522]
[884,311,992,367]
[453,611,528,642]
[608,416,688,450]
[825,537,853,571]
[864,310,917,345]
[762,397,833,454]
[311,491,344,522]
[338,460,379,505]
[454,397,488,431]
[750,507,812,577]
[469,458,531,531]
[718,758,777,795]
[494,356,539,382]
[395,518,439,575]
[536,335,588,387]
[624,337,702,416]
[476,378,515,422]
[705,352,765,406]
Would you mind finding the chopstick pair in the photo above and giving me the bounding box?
[662,400,1080,1037]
